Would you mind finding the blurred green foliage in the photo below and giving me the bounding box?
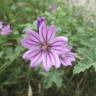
[0,0,96,96]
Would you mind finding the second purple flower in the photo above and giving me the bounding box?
[0,21,12,36]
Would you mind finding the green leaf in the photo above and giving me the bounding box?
[73,48,96,74]
[42,70,64,89]
[73,61,92,74]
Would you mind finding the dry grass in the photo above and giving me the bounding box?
[69,0,96,12]
[68,0,96,23]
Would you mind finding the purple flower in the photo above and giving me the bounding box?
[21,17,76,71]
[0,22,12,36]
[59,51,76,66]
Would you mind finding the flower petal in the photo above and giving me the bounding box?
[42,51,60,71]
[39,22,56,42]
[23,49,41,60]
[37,17,45,30]
[23,49,42,68]
[50,51,61,68]
[39,21,47,42]
[25,29,40,42]
[51,36,68,45]
[60,51,76,66]
[42,52,52,71]
[21,29,41,49]
[51,36,69,54]
[52,46,70,54]
[21,38,40,49]
[47,25,56,41]
[29,53,42,68]
[60,59,72,66]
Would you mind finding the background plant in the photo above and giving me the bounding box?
[0,0,96,96]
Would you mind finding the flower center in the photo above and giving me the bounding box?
[41,43,51,51]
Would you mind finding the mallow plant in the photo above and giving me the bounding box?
[21,17,76,71]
